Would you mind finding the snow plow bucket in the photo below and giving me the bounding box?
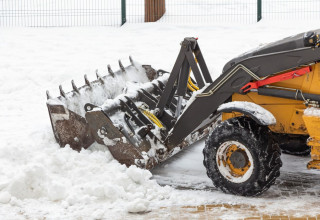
[46,57,161,151]
[47,38,219,170]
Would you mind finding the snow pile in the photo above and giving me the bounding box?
[304,107,320,117]
[0,142,172,216]
[218,101,276,125]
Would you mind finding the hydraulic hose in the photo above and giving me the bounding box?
[141,109,164,128]
[188,56,199,92]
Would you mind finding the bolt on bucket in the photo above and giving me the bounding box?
[47,38,220,170]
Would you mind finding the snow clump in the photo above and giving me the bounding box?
[304,107,320,117]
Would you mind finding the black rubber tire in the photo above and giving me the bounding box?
[203,117,282,196]
[277,134,310,156]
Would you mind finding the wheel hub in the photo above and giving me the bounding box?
[229,150,249,169]
[216,141,254,183]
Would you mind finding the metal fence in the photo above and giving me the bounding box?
[140,0,320,24]
[262,0,320,20]
[150,0,257,24]
[126,0,257,24]
[0,0,320,27]
[0,0,125,27]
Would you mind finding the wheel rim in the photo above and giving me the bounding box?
[216,141,254,183]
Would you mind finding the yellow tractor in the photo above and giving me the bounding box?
[47,30,320,196]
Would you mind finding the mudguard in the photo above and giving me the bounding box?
[217,101,276,126]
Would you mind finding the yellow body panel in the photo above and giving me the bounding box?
[222,63,320,169]
[303,115,320,169]
[222,63,320,135]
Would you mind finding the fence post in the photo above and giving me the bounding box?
[145,0,166,22]
[121,0,126,25]
[257,0,262,22]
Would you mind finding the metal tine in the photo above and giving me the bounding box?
[46,90,52,100]
[84,74,91,87]
[71,80,80,94]
[95,69,104,84]
[129,56,134,66]
[107,65,115,77]
[119,60,126,73]
[59,85,66,98]
[129,56,138,71]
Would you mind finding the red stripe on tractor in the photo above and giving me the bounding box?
[241,66,312,93]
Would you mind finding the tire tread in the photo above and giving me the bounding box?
[203,116,282,196]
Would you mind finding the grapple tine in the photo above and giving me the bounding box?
[46,90,52,100]
[107,65,115,77]
[129,56,134,66]
[59,85,66,98]
[95,69,104,84]
[130,56,139,71]
[71,80,80,94]
[119,60,126,73]
[95,69,99,79]
[84,74,91,87]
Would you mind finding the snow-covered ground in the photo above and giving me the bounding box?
[1,20,320,219]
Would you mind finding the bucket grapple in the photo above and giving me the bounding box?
[84,38,218,169]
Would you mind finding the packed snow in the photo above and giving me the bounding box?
[304,107,320,117]
[1,18,320,219]
[218,101,277,125]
